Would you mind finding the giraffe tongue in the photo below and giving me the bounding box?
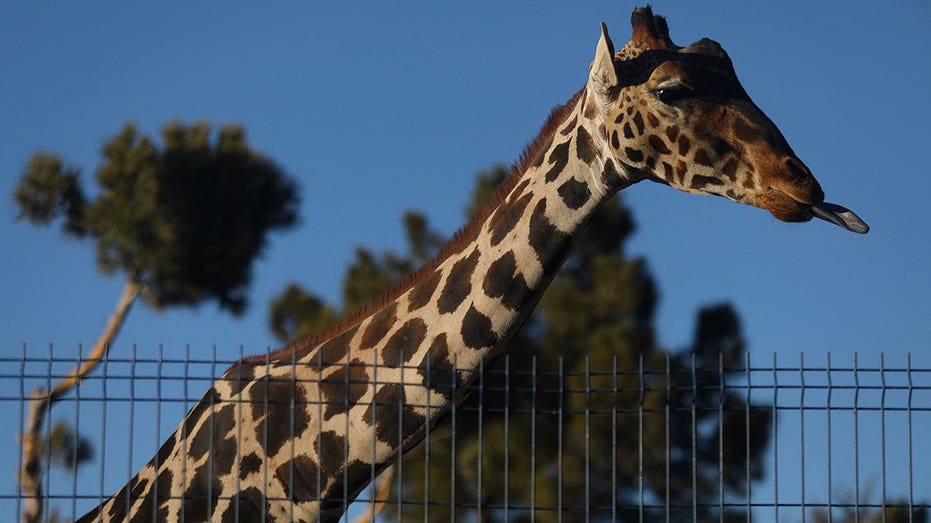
[810,202,870,234]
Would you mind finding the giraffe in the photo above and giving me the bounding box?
[75,7,867,523]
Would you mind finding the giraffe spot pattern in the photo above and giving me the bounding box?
[274,455,321,502]
[528,198,572,276]
[483,251,532,311]
[665,125,679,142]
[646,112,660,128]
[461,305,498,350]
[362,383,426,445]
[239,452,262,480]
[417,334,459,401]
[694,148,715,167]
[721,157,739,180]
[560,115,577,136]
[678,134,691,155]
[690,174,724,189]
[625,147,644,163]
[323,460,371,505]
[248,377,309,458]
[611,130,620,149]
[190,404,237,471]
[489,192,533,247]
[382,318,428,367]
[648,134,671,154]
[321,358,370,420]
[531,135,554,168]
[623,122,635,139]
[602,159,624,190]
[315,325,360,364]
[575,126,596,163]
[407,270,441,312]
[632,111,645,135]
[180,458,224,522]
[437,248,481,314]
[544,140,570,182]
[315,430,347,479]
[557,177,591,211]
[360,304,397,350]
[219,486,265,523]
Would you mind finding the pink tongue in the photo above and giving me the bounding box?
[811,202,869,234]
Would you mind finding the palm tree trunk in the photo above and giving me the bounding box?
[19,273,142,523]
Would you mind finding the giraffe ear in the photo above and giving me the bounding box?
[589,22,618,104]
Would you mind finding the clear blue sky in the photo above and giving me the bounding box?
[1,1,928,520]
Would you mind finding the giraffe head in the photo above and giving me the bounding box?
[588,7,868,233]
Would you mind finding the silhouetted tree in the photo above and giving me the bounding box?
[15,121,299,523]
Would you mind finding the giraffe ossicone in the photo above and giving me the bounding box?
[76,6,866,523]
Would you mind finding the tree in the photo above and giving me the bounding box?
[15,121,300,523]
[269,164,773,521]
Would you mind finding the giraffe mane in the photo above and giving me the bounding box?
[238,87,585,367]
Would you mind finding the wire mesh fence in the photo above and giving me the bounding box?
[2,346,929,522]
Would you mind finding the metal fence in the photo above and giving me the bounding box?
[2,347,929,522]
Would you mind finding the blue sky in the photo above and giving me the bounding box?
[1,1,928,520]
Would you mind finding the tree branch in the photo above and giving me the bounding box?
[19,273,142,523]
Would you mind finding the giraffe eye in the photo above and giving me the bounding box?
[656,86,693,105]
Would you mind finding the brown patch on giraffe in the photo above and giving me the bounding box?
[382,318,428,367]
[584,95,598,119]
[231,89,585,372]
[407,269,441,312]
[360,304,397,350]
[362,383,426,445]
[489,191,533,247]
[190,403,236,464]
[675,160,688,185]
[662,161,675,181]
[558,176,592,210]
[417,334,461,401]
[306,325,358,366]
[611,130,620,149]
[602,159,626,190]
[483,250,533,310]
[560,115,577,136]
[576,126,596,163]
[437,248,481,314]
[462,305,498,350]
[648,134,671,154]
[183,387,219,440]
[323,460,372,509]
[248,376,309,457]
[646,112,660,128]
[531,135,554,168]
[239,452,262,480]
[690,175,724,189]
[544,140,571,182]
[721,157,739,180]
[678,134,691,156]
[321,359,370,420]
[315,430,346,480]
[275,455,321,502]
[624,147,644,163]
[528,198,573,276]
[694,148,715,167]
[632,111,645,135]
[665,125,679,142]
[623,122,635,139]
[219,487,265,523]
[181,460,224,522]
[130,467,172,523]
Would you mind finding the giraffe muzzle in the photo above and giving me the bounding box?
[809,201,869,234]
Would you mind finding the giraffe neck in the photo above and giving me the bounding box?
[78,87,636,523]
